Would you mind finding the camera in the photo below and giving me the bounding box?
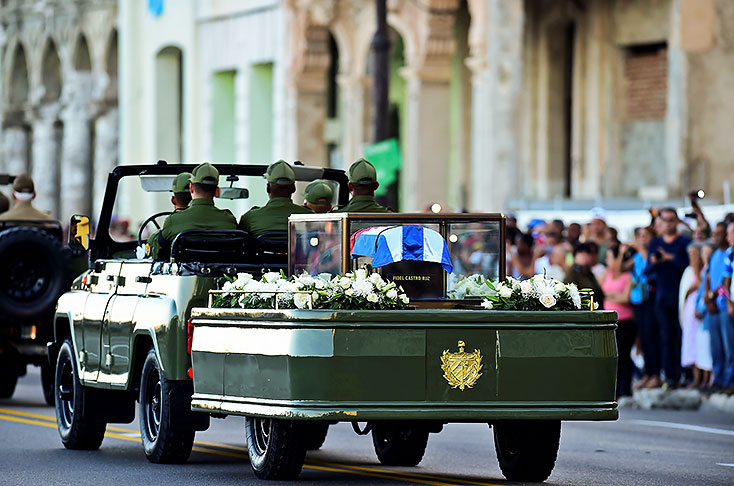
[689,189,705,200]
[623,247,637,261]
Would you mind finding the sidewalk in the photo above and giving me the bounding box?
[619,388,734,414]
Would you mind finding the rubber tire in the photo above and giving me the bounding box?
[0,373,18,399]
[493,420,561,483]
[41,362,55,406]
[55,338,107,449]
[304,422,329,450]
[0,226,72,321]
[371,421,429,466]
[139,347,195,464]
[245,417,308,480]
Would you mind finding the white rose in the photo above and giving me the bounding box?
[554,281,565,293]
[367,293,379,303]
[481,299,493,309]
[345,288,355,297]
[222,281,234,292]
[593,301,599,310]
[369,272,382,285]
[520,280,534,296]
[297,275,316,287]
[539,293,557,308]
[318,272,333,282]
[314,279,325,289]
[386,288,398,300]
[399,294,409,304]
[352,279,374,297]
[260,282,278,299]
[294,292,311,309]
[263,272,281,283]
[355,268,367,281]
[234,273,253,287]
[499,285,513,298]
[375,278,386,290]
[339,277,352,289]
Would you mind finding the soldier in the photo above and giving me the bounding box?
[303,180,333,214]
[238,160,312,237]
[335,158,393,213]
[147,163,237,260]
[0,174,56,222]
[170,172,192,212]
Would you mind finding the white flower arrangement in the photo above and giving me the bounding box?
[450,273,596,311]
[213,271,410,311]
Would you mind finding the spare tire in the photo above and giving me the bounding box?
[0,226,72,321]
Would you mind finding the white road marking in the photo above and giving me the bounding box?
[716,463,734,467]
[629,420,734,437]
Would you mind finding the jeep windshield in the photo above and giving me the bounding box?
[92,164,348,261]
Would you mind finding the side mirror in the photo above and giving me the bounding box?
[70,214,90,250]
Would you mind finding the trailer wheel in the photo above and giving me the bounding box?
[245,417,307,480]
[0,373,17,399]
[372,421,429,466]
[55,338,106,449]
[139,347,195,464]
[304,422,329,450]
[493,420,561,483]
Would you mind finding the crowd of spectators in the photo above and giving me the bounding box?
[505,196,734,398]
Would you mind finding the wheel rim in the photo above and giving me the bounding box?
[57,357,74,428]
[144,371,162,442]
[252,417,271,456]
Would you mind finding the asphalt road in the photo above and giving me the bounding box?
[1,368,733,486]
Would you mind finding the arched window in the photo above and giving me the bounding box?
[41,39,62,102]
[9,44,29,106]
[155,46,183,161]
[74,34,92,71]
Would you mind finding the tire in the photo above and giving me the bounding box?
[0,226,72,321]
[304,422,329,450]
[493,420,561,483]
[371,421,429,466]
[55,338,107,449]
[41,362,55,406]
[245,417,307,480]
[139,347,195,464]
[0,373,17,399]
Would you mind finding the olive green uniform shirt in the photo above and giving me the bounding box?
[0,200,56,222]
[335,195,393,213]
[238,197,313,237]
[148,198,237,260]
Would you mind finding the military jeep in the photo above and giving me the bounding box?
[0,175,80,404]
[51,163,617,484]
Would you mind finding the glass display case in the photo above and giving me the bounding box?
[288,213,505,301]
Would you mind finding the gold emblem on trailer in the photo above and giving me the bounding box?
[441,340,483,391]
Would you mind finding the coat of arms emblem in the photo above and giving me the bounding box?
[441,340,483,390]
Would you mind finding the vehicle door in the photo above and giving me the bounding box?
[81,260,122,382]
[99,260,152,387]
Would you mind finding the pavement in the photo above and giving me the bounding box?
[619,387,734,413]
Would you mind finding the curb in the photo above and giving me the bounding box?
[618,388,734,414]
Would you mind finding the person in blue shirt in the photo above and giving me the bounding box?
[706,222,734,394]
[646,208,691,388]
[631,226,660,389]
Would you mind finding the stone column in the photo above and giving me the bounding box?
[93,106,118,219]
[293,78,328,166]
[402,67,452,212]
[30,106,61,217]
[470,0,525,212]
[337,73,367,168]
[2,126,29,175]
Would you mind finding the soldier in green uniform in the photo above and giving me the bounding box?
[147,163,237,260]
[0,192,9,214]
[0,174,56,222]
[170,172,192,212]
[303,180,333,214]
[335,158,393,213]
[238,160,312,237]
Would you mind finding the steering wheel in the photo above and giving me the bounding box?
[137,211,173,246]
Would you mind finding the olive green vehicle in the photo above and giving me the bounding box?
[51,164,618,483]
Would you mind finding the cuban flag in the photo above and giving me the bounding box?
[352,226,453,273]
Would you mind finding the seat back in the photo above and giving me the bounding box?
[170,229,249,263]
[250,231,288,264]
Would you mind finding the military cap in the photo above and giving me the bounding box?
[348,158,377,185]
[304,180,333,205]
[12,173,34,193]
[191,163,219,185]
[171,172,192,193]
[265,160,296,185]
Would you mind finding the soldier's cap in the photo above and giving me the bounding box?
[191,163,219,186]
[12,173,34,193]
[171,172,192,193]
[265,160,296,185]
[304,180,333,205]
[348,158,377,185]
